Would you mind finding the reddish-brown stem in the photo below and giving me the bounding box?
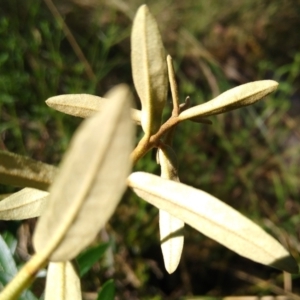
[131,116,179,165]
[167,55,180,117]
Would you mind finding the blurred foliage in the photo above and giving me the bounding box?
[1,0,300,299]
[0,233,37,300]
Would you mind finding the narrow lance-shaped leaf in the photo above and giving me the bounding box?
[45,261,81,300]
[0,236,41,300]
[33,84,135,261]
[0,150,57,191]
[128,172,298,273]
[97,279,115,300]
[0,188,48,220]
[178,80,278,121]
[0,235,18,280]
[46,94,141,125]
[77,243,109,277]
[158,145,184,274]
[131,4,168,137]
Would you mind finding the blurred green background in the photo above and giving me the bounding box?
[1,0,300,299]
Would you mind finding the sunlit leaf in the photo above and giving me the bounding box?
[0,188,48,220]
[33,84,135,261]
[128,172,298,273]
[44,261,81,300]
[131,4,168,137]
[0,150,57,190]
[158,146,184,274]
[46,94,141,124]
[179,80,278,121]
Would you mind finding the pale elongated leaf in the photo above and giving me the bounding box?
[0,194,11,201]
[33,84,135,261]
[45,261,81,300]
[131,4,168,136]
[158,146,184,274]
[46,94,141,124]
[0,188,48,220]
[128,172,298,273]
[178,80,278,121]
[0,150,57,190]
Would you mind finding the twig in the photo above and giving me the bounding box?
[232,269,300,300]
[130,117,179,164]
[167,55,180,117]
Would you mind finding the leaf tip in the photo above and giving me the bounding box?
[270,254,299,274]
[45,97,53,107]
[138,4,148,12]
[45,95,62,109]
[265,79,279,91]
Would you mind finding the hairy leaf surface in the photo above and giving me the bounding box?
[0,150,57,190]
[45,261,81,300]
[131,4,168,136]
[33,84,135,261]
[0,188,48,220]
[158,146,184,274]
[46,94,141,124]
[128,172,298,273]
[179,80,278,121]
